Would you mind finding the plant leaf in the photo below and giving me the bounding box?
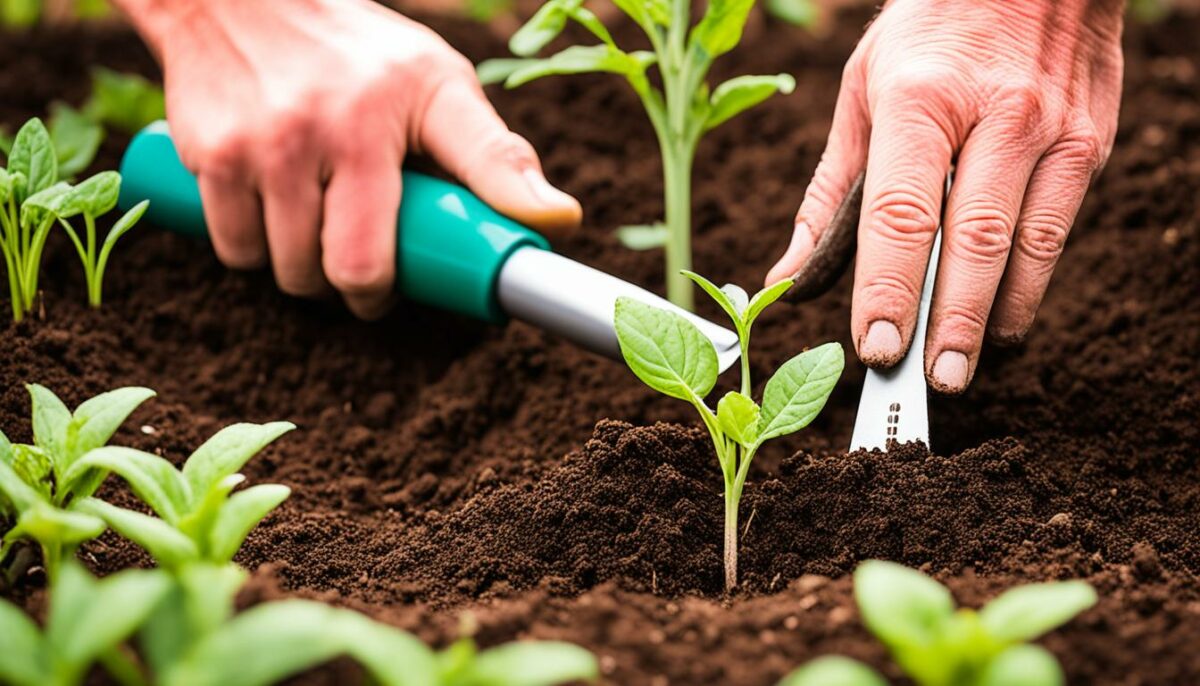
[689,0,756,58]
[7,118,57,200]
[757,342,844,443]
[0,459,43,512]
[48,565,171,670]
[53,170,120,218]
[180,422,294,506]
[765,0,819,27]
[705,74,796,130]
[477,58,535,86]
[11,445,53,500]
[468,640,599,686]
[744,278,794,327]
[11,501,106,548]
[27,384,71,472]
[207,484,290,563]
[854,560,955,649]
[508,0,575,56]
[0,598,50,686]
[99,200,148,258]
[20,181,70,227]
[717,392,760,447]
[75,498,199,567]
[506,45,656,89]
[977,644,1064,686]
[140,563,247,676]
[68,447,192,523]
[776,655,889,686]
[615,223,668,251]
[48,102,104,179]
[70,386,155,462]
[82,67,165,136]
[614,296,718,402]
[338,610,440,686]
[682,270,743,330]
[978,580,1097,643]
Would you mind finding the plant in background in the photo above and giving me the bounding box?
[614,272,843,592]
[777,560,1099,686]
[0,384,155,577]
[1,0,113,29]
[0,561,170,686]
[479,0,795,310]
[70,421,295,569]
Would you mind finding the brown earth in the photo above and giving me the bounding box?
[1,5,1199,685]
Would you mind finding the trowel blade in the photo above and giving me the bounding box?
[495,247,741,372]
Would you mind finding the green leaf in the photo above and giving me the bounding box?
[477,58,535,86]
[776,656,889,686]
[68,447,192,523]
[611,0,669,29]
[104,200,147,251]
[7,118,57,200]
[765,0,819,27]
[54,170,120,218]
[11,501,105,548]
[506,45,656,89]
[977,644,1064,686]
[0,598,50,686]
[0,459,43,512]
[706,74,795,131]
[757,342,843,443]
[0,128,13,157]
[11,445,53,500]
[508,0,575,56]
[140,563,247,676]
[615,223,668,251]
[689,0,756,58]
[979,580,1097,643]
[207,483,290,562]
[76,498,200,567]
[0,168,13,204]
[27,384,71,470]
[49,102,104,179]
[82,67,166,136]
[162,601,438,686]
[20,182,70,227]
[60,386,156,499]
[682,270,744,329]
[854,561,955,649]
[180,422,294,505]
[48,564,171,669]
[717,392,760,447]
[744,277,794,326]
[614,296,718,402]
[468,640,599,686]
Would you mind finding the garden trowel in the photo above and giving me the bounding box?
[117,122,740,371]
[849,175,951,453]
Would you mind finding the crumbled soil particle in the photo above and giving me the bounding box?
[2,5,1199,685]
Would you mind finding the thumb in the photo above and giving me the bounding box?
[418,78,581,236]
[766,61,870,294]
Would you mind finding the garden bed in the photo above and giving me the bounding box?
[2,6,1199,685]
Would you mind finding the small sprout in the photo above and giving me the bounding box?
[81,67,166,136]
[0,384,155,577]
[615,273,843,592]
[480,0,796,310]
[777,561,1098,686]
[70,421,295,569]
[0,561,170,686]
[48,102,103,180]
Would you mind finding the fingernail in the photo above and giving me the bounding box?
[930,351,970,394]
[859,320,903,368]
[522,168,576,209]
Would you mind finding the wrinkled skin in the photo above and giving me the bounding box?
[767,0,1124,393]
[115,0,581,319]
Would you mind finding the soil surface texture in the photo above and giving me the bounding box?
[2,5,1199,685]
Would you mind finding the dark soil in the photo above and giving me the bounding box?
[3,5,1200,685]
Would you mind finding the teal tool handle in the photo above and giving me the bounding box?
[117,121,550,322]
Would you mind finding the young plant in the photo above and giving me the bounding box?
[69,421,295,570]
[0,384,155,577]
[777,561,1099,686]
[614,272,843,592]
[0,561,170,686]
[81,66,166,136]
[479,0,795,310]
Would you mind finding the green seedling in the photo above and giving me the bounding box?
[0,561,170,686]
[614,272,842,592]
[69,421,294,569]
[763,0,817,28]
[82,67,166,136]
[479,0,795,310]
[0,384,155,577]
[777,561,1099,686]
[48,102,104,180]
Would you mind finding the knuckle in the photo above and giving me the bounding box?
[867,189,941,242]
[993,79,1044,120]
[195,133,251,181]
[937,302,989,342]
[483,131,538,170]
[1055,128,1107,174]
[258,113,313,175]
[1015,216,1070,264]
[880,63,961,103]
[859,272,921,312]
[949,205,1013,262]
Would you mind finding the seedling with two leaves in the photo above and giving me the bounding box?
[0,384,155,578]
[777,561,1099,686]
[480,0,796,310]
[615,272,843,592]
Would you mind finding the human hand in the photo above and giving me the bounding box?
[116,0,581,318]
[766,0,1124,393]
